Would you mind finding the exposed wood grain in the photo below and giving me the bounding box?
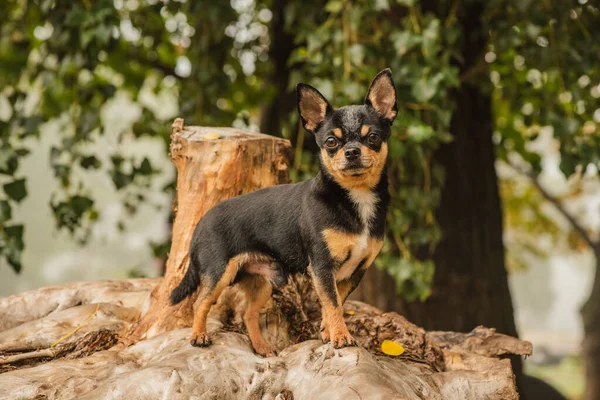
[127,119,292,342]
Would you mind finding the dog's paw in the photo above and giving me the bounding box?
[190,332,211,347]
[320,322,330,343]
[252,341,277,357]
[330,328,357,349]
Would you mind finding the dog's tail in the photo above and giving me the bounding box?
[170,255,200,305]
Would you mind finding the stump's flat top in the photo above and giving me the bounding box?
[182,126,288,143]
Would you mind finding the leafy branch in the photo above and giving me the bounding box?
[509,162,599,252]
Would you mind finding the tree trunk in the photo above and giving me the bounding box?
[581,251,600,400]
[354,0,526,391]
[127,118,292,342]
[356,1,517,335]
[259,0,296,139]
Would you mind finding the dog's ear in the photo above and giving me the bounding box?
[365,68,397,123]
[297,83,332,134]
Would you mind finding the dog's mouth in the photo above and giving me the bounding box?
[334,157,376,176]
[340,164,370,175]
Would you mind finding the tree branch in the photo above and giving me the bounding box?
[509,163,598,251]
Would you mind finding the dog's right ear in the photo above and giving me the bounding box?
[297,83,332,134]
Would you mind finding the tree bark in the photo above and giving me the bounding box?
[259,0,296,139]
[582,251,600,400]
[0,278,531,399]
[127,118,292,342]
[356,1,517,334]
[354,0,526,392]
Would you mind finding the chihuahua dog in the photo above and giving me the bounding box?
[170,69,397,357]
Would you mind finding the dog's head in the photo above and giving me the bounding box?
[297,69,397,190]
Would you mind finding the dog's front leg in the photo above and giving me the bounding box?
[309,265,357,348]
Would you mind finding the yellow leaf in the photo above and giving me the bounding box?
[204,132,221,140]
[381,340,405,356]
[345,310,355,315]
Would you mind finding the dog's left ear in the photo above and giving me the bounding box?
[365,68,398,123]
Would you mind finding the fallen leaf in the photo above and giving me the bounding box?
[381,340,405,356]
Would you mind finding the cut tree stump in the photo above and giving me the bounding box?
[128,118,292,342]
[0,120,533,399]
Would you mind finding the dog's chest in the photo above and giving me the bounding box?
[322,189,383,282]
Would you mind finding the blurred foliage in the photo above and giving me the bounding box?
[1,0,599,300]
[501,177,562,271]
[491,1,600,176]
[490,0,600,266]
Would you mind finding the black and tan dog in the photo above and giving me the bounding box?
[170,69,397,357]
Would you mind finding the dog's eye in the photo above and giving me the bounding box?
[325,137,338,148]
[367,133,381,144]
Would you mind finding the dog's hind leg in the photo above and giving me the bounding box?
[190,257,238,347]
[238,275,276,357]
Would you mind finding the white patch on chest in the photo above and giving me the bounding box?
[348,189,377,226]
[334,189,378,281]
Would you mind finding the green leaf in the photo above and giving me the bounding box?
[4,224,24,273]
[348,44,365,66]
[112,171,132,190]
[80,155,101,169]
[23,116,43,135]
[392,31,421,56]
[407,125,435,142]
[65,9,87,26]
[5,224,24,249]
[95,24,113,45]
[0,146,18,175]
[325,1,343,13]
[15,148,30,157]
[0,200,11,222]
[137,157,154,175]
[375,0,390,11]
[53,164,71,187]
[3,179,27,202]
[421,18,440,57]
[71,195,94,215]
[50,196,95,233]
[81,29,96,49]
[78,111,99,135]
[411,73,443,102]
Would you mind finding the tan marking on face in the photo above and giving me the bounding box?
[299,90,328,131]
[320,142,388,190]
[360,125,370,137]
[332,128,342,138]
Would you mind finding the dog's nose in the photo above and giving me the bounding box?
[344,147,361,160]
